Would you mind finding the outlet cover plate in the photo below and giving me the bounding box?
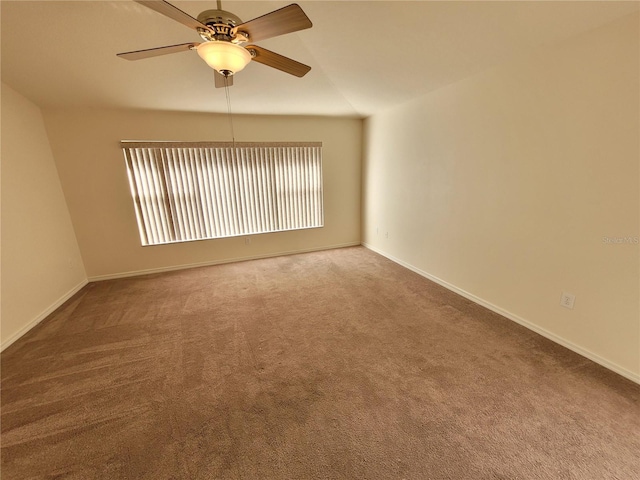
[560,292,576,309]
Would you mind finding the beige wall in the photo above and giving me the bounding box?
[42,109,361,278]
[1,83,87,349]
[362,14,639,379]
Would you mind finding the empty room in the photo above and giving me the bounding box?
[1,1,638,478]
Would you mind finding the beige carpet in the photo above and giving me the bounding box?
[1,246,639,479]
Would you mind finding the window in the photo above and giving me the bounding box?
[122,141,323,246]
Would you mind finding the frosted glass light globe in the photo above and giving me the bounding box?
[196,41,252,75]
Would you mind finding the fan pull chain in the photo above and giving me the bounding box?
[223,75,236,148]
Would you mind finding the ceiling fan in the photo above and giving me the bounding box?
[117,0,312,87]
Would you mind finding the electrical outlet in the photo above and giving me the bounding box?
[244,237,252,245]
[385,231,389,239]
[560,292,575,310]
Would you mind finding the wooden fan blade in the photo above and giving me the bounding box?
[233,4,312,43]
[117,42,199,60]
[246,45,311,77]
[214,71,234,88]
[135,0,210,31]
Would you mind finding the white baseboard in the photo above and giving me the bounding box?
[1,278,89,352]
[363,242,640,385]
[88,242,362,282]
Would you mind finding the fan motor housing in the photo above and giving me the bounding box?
[197,9,245,42]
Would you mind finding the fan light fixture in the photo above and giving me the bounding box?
[196,41,252,75]
[117,2,313,84]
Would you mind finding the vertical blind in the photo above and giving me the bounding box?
[122,142,323,246]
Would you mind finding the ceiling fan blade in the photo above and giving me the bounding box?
[214,71,234,88]
[246,45,311,77]
[233,4,312,43]
[117,42,199,60]
[135,0,210,31]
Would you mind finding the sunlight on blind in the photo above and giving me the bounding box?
[122,142,323,246]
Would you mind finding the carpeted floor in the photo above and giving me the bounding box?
[1,246,639,479]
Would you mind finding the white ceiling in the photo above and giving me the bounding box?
[2,0,638,118]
